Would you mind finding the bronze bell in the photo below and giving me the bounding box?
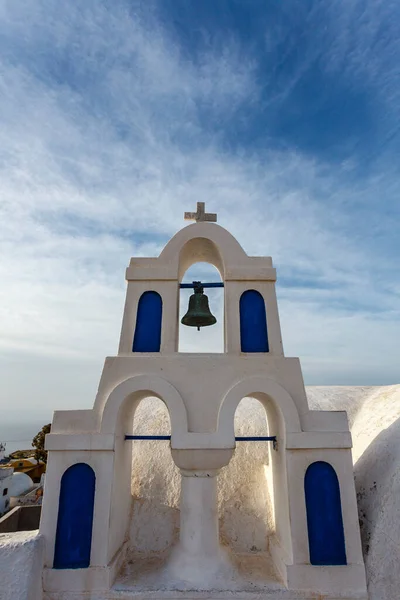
[181,284,217,331]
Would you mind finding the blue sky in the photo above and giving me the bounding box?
[0,0,399,423]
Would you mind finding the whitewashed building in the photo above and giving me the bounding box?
[0,467,13,517]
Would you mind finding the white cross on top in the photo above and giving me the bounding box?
[184,202,217,223]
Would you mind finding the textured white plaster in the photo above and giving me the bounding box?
[308,385,400,600]
[348,385,400,600]
[130,399,180,555]
[27,386,398,600]
[128,387,400,600]
[0,530,44,600]
[129,397,274,557]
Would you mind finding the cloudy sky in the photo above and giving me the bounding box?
[1,0,399,427]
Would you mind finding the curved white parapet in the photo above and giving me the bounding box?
[0,531,44,600]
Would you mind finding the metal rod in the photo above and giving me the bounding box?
[125,435,171,440]
[125,435,277,442]
[180,282,224,289]
[234,436,277,442]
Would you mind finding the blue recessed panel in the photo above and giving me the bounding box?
[239,290,269,352]
[132,291,162,352]
[304,461,347,566]
[54,463,96,569]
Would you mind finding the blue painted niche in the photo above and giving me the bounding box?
[239,290,269,352]
[132,291,162,352]
[54,463,96,569]
[304,461,347,566]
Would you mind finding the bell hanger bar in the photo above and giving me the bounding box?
[180,281,224,289]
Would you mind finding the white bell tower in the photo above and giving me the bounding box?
[40,205,368,599]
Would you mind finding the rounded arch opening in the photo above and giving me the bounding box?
[218,377,301,439]
[179,262,224,353]
[129,396,181,557]
[102,376,188,563]
[217,379,299,564]
[218,396,274,554]
[158,224,249,283]
[100,375,188,438]
[178,237,224,281]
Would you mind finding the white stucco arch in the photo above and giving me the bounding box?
[103,376,187,562]
[100,375,188,443]
[218,376,302,442]
[217,376,299,566]
[159,222,249,281]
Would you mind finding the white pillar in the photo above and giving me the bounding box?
[166,469,232,586]
[179,470,220,557]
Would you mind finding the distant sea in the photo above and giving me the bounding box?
[0,420,49,456]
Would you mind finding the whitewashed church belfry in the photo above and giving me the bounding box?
[40,204,368,599]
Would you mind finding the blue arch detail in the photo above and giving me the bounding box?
[239,290,269,352]
[54,463,96,569]
[304,461,347,566]
[132,291,162,352]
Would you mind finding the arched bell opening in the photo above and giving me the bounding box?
[177,236,225,281]
[178,262,224,353]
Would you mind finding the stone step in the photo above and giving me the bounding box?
[43,554,368,600]
[44,592,367,600]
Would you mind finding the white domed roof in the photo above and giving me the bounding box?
[9,472,34,497]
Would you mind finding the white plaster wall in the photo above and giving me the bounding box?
[308,384,400,600]
[223,281,283,355]
[0,531,44,600]
[286,447,363,566]
[16,383,398,600]
[218,398,274,552]
[130,398,180,555]
[108,413,135,562]
[118,280,179,354]
[93,354,309,435]
[127,385,400,600]
[128,397,275,556]
[40,450,114,567]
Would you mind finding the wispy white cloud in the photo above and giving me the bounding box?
[0,0,399,419]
